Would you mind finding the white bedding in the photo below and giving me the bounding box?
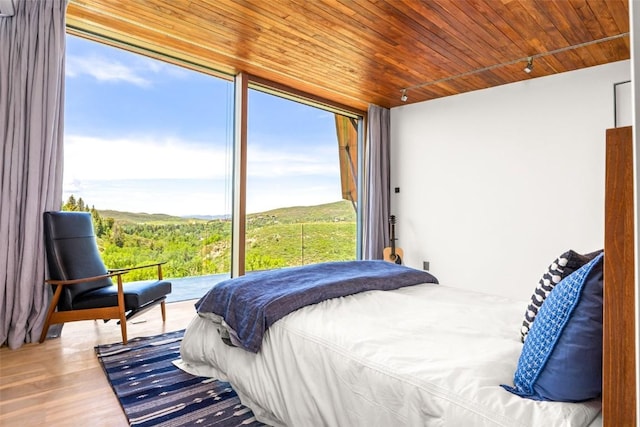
[177,283,601,427]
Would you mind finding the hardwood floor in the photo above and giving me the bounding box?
[0,299,199,427]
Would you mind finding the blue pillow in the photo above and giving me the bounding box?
[502,252,604,401]
[520,249,602,342]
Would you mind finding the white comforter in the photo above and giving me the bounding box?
[176,283,601,427]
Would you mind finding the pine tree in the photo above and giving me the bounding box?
[62,195,77,211]
[77,197,86,212]
[112,225,124,248]
[91,206,105,237]
[62,196,112,237]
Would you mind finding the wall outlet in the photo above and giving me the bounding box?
[423,261,430,271]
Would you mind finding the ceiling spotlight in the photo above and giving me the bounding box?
[524,57,534,74]
[400,89,408,102]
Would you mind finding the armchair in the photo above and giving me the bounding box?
[39,211,172,344]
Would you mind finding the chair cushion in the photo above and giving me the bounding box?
[73,280,172,311]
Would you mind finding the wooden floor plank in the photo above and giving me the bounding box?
[0,299,198,427]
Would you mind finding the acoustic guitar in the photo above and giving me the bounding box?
[383,215,403,264]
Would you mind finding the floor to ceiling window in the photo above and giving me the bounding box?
[64,34,234,291]
[64,34,362,293]
[244,89,358,271]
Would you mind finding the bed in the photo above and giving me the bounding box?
[176,259,605,427]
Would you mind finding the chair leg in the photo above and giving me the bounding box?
[39,319,52,343]
[39,308,56,343]
[39,286,63,343]
[120,316,128,345]
[160,300,166,322]
[115,275,128,344]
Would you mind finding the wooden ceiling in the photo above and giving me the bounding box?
[66,0,630,113]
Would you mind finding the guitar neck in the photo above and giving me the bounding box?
[389,217,397,255]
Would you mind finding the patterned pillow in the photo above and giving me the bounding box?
[503,252,604,401]
[520,249,602,342]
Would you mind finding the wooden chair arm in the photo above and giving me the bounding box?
[108,261,166,279]
[45,271,126,286]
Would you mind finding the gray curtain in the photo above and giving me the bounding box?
[0,0,67,349]
[363,104,390,260]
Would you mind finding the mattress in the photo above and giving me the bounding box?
[177,283,601,427]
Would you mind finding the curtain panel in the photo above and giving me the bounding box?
[363,105,390,260]
[0,0,67,349]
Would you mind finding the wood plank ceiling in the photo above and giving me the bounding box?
[66,0,630,113]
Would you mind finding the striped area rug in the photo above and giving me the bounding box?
[95,329,265,427]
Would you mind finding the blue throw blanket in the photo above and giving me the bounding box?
[195,260,438,353]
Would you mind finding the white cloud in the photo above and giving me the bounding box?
[63,134,231,182]
[64,135,338,182]
[65,53,187,87]
[63,135,342,215]
[247,144,338,177]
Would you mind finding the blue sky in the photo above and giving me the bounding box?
[64,35,343,216]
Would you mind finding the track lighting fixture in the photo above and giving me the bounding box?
[524,57,533,74]
[397,33,627,102]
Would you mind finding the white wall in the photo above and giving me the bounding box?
[391,60,630,301]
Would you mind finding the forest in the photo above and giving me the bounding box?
[62,196,357,281]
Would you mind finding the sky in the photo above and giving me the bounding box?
[64,35,344,217]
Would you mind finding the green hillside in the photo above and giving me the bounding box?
[99,200,355,225]
[91,200,356,280]
[252,200,355,224]
[98,210,192,224]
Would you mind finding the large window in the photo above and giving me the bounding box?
[245,89,357,271]
[64,35,234,281]
[64,35,361,291]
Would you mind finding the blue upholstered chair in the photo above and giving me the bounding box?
[39,211,172,344]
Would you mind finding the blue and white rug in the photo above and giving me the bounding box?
[95,329,265,427]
